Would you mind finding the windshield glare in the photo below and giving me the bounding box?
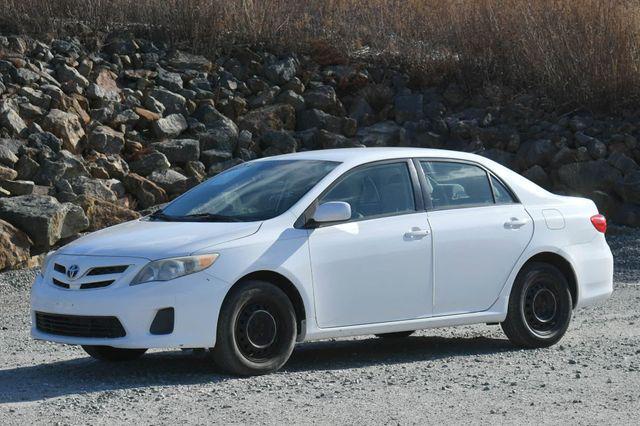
[159,160,339,221]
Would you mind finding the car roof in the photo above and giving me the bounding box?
[256,147,487,166]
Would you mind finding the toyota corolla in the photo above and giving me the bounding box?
[31,148,613,375]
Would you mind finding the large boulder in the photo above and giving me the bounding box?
[87,125,125,154]
[42,109,85,153]
[128,151,171,176]
[356,121,406,147]
[67,176,118,203]
[148,169,188,196]
[264,57,298,84]
[76,195,140,232]
[151,139,199,164]
[0,195,89,251]
[238,104,295,137]
[0,219,32,271]
[148,88,187,115]
[303,85,344,115]
[152,113,187,138]
[557,160,622,194]
[123,173,168,209]
[0,108,26,135]
[167,50,212,72]
[515,139,557,170]
[0,144,19,167]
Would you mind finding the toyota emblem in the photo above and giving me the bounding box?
[66,265,80,280]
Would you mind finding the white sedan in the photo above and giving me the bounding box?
[31,148,613,375]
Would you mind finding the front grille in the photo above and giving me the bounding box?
[87,265,129,276]
[80,280,114,290]
[52,278,70,289]
[54,263,66,274]
[35,312,126,338]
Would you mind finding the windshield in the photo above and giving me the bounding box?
[155,160,339,222]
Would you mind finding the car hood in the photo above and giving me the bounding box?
[57,219,262,260]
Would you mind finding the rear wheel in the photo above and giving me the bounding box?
[212,280,297,376]
[82,345,147,362]
[501,262,572,348]
[375,331,415,339]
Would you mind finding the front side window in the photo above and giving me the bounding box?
[158,160,339,221]
[319,162,416,220]
[420,161,494,209]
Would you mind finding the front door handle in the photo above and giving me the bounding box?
[504,217,528,229]
[404,227,430,239]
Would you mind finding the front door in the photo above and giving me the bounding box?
[308,161,434,328]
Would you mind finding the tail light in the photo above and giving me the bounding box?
[590,214,607,233]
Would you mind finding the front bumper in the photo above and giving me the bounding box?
[30,268,231,349]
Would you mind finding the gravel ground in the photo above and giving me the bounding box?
[1,231,639,425]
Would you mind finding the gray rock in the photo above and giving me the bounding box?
[148,88,186,115]
[18,87,51,109]
[148,169,188,196]
[316,129,360,149]
[276,90,305,111]
[356,121,406,147]
[96,156,129,180]
[200,149,233,167]
[480,149,515,168]
[15,155,39,180]
[586,138,607,159]
[88,126,125,154]
[264,57,298,84]
[151,139,200,164]
[558,160,622,194]
[394,94,423,124]
[0,180,34,196]
[617,170,640,204]
[297,109,345,134]
[0,195,88,251]
[152,113,187,138]
[0,145,18,167]
[239,104,296,137]
[157,68,183,92]
[303,86,344,115]
[129,151,171,176]
[0,108,26,135]
[260,130,297,155]
[515,139,557,170]
[522,165,550,188]
[13,68,40,85]
[32,158,66,186]
[42,109,85,153]
[67,176,118,203]
[123,173,168,209]
[349,97,375,126]
[56,64,90,89]
[28,132,62,153]
[608,152,638,175]
[167,50,212,71]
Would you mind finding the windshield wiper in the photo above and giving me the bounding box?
[149,210,248,223]
[178,213,242,222]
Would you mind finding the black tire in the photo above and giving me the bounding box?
[375,331,415,339]
[501,262,572,348]
[82,345,147,362]
[212,280,297,376]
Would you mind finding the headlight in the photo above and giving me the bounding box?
[130,254,219,286]
[40,251,56,277]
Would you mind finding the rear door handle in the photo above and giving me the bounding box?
[404,227,430,238]
[504,217,528,229]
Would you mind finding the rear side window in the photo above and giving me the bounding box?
[420,161,494,209]
[491,175,517,204]
[320,162,416,220]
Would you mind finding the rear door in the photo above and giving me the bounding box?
[417,160,533,316]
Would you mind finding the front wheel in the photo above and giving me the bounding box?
[82,345,147,362]
[501,262,572,348]
[212,280,297,376]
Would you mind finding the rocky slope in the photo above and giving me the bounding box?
[1,32,640,270]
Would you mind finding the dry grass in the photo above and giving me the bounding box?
[1,0,639,109]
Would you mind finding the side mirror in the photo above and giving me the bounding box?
[311,202,352,224]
